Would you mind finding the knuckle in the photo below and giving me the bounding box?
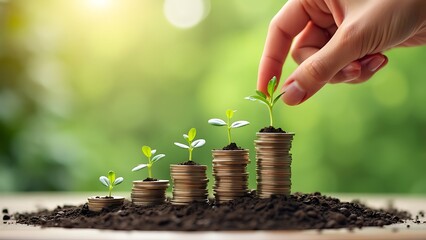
[304,59,328,84]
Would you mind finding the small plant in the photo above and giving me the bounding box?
[208,109,250,145]
[132,145,166,179]
[245,76,284,127]
[99,171,124,198]
[174,128,206,161]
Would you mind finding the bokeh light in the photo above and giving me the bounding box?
[164,0,210,29]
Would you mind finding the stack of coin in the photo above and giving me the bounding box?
[255,132,294,198]
[170,164,208,205]
[87,196,124,212]
[212,150,250,203]
[131,180,169,206]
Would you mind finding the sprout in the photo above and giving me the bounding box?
[131,145,166,179]
[245,76,284,127]
[99,171,124,198]
[174,128,206,161]
[208,109,249,145]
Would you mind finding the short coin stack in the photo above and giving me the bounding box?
[255,132,294,198]
[87,197,124,212]
[131,180,169,206]
[170,164,208,205]
[212,150,250,203]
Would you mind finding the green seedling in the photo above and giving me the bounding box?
[99,171,124,198]
[132,145,166,179]
[174,128,206,161]
[245,76,284,127]
[208,109,250,145]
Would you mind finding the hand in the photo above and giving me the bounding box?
[258,0,426,105]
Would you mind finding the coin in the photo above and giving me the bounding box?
[212,149,250,203]
[170,164,208,205]
[255,132,295,199]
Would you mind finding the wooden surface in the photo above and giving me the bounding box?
[0,192,425,240]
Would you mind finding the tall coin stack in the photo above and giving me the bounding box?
[212,150,250,203]
[131,180,169,206]
[170,164,208,205]
[255,132,294,198]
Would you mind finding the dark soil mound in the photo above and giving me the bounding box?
[14,192,410,231]
[260,126,286,133]
[143,177,158,181]
[222,142,243,150]
[178,161,199,165]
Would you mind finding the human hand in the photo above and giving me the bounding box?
[258,0,426,105]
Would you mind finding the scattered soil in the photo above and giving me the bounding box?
[260,126,286,133]
[14,192,412,231]
[2,208,8,214]
[178,160,199,165]
[222,142,243,150]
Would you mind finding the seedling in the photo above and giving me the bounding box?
[245,76,284,127]
[174,128,206,161]
[208,109,250,145]
[99,171,124,198]
[132,145,166,179]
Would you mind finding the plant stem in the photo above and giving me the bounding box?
[148,165,152,178]
[109,185,112,197]
[268,106,273,127]
[189,148,193,161]
[227,127,231,144]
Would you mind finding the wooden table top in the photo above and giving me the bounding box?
[0,192,425,240]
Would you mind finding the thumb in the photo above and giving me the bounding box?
[282,26,360,105]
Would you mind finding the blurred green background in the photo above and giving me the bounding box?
[1,0,425,194]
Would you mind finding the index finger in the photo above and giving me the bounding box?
[257,0,310,93]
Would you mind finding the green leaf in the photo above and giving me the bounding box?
[226,109,235,119]
[99,176,110,187]
[208,118,226,126]
[273,91,285,105]
[191,139,206,148]
[108,171,115,184]
[256,90,267,99]
[246,95,269,106]
[230,120,250,128]
[132,164,148,171]
[174,142,189,149]
[113,177,124,186]
[267,76,277,98]
[151,149,157,155]
[183,134,189,140]
[142,145,152,158]
[188,128,196,141]
[152,154,166,163]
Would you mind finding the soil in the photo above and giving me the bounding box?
[178,160,199,165]
[260,126,286,133]
[222,142,243,150]
[143,177,158,181]
[13,192,412,231]
[92,196,113,199]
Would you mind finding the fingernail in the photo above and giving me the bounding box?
[283,80,306,105]
[361,56,386,72]
[341,64,361,82]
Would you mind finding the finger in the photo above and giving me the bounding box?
[329,61,362,83]
[346,54,388,84]
[257,0,310,94]
[292,22,363,84]
[282,24,361,105]
[291,21,330,65]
